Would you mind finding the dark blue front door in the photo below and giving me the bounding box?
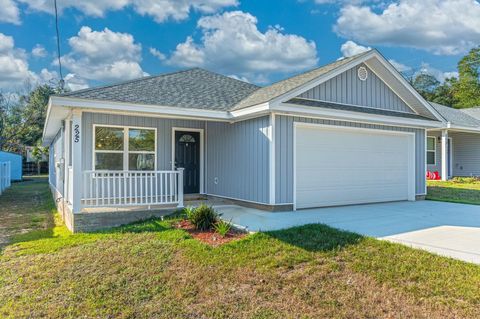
[175,131,200,194]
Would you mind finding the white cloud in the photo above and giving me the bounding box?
[340,40,371,57]
[18,0,130,17]
[133,0,238,23]
[0,0,20,24]
[61,26,145,82]
[418,63,459,82]
[388,59,411,73]
[166,11,318,83]
[32,44,47,58]
[0,33,37,90]
[149,47,166,61]
[19,0,237,22]
[334,0,480,55]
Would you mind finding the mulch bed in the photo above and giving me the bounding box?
[174,220,246,246]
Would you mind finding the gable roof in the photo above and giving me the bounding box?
[231,51,371,110]
[60,68,260,111]
[429,102,480,128]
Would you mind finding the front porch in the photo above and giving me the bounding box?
[427,129,480,181]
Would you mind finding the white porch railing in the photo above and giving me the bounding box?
[81,169,184,208]
[0,162,11,195]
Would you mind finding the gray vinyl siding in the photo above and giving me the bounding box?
[49,128,64,194]
[206,116,270,204]
[299,64,414,114]
[426,131,441,173]
[275,115,426,204]
[82,112,205,172]
[451,132,480,177]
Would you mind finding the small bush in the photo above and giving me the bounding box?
[183,206,195,220]
[188,205,218,231]
[214,219,232,237]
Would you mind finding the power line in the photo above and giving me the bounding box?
[54,0,64,90]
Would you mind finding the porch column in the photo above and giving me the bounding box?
[441,129,449,181]
[71,110,83,213]
[64,118,71,203]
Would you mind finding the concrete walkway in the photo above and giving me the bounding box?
[216,201,480,264]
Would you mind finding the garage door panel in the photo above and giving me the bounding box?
[295,125,414,209]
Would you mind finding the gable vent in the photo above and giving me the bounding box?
[357,66,368,81]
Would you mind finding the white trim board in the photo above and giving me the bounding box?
[171,127,205,194]
[293,122,416,210]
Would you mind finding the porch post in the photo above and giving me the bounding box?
[71,110,83,213]
[441,129,448,181]
[64,118,71,203]
[177,168,184,208]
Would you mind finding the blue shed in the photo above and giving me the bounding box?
[0,151,22,181]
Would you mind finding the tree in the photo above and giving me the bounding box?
[452,47,480,108]
[31,145,49,175]
[412,73,440,102]
[0,84,56,153]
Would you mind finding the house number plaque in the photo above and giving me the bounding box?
[74,124,80,143]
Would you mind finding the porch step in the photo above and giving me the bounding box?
[184,194,208,201]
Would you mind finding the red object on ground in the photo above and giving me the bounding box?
[434,171,441,180]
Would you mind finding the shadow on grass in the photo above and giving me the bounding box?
[265,223,364,252]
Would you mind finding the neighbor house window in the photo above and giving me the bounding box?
[427,136,436,165]
[94,126,156,170]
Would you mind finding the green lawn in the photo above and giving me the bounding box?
[1,179,480,318]
[427,177,480,205]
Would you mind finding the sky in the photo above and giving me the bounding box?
[0,0,479,93]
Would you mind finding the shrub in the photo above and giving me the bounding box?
[188,205,218,231]
[183,206,195,220]
[214,219,232,237]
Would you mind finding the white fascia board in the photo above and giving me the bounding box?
[368,51,445,123]
[445,125,480,134]
[229,102,269,118]
[276,102,443,128]
[51,96,232,121]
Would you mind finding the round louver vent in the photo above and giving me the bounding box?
[357,66,368,81]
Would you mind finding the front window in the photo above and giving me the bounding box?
[94,126,156,170]
[427,136,436,165]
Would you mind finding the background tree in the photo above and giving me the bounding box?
[0,84,56,153]
[410,46,480,109]
[31,145,49,175]
[452,47,480,108]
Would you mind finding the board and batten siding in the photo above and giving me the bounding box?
[299,64,414,114]
[82,112,205,172]
[451,132,480,177]
[275,115,426,204]
[49,128,64,194]
[206,116,270,204]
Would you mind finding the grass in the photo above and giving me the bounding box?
[427,177,480,205]
[1,180,480,318]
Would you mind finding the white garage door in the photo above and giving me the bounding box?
[295,124,415,209]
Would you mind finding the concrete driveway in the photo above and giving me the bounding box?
[216,201,480,264]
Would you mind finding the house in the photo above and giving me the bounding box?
[427,103,480,180]
[43,49,447,232]
[0,150,22,181]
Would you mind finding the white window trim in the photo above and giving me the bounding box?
[426,136,436,166]
[171,127,204,194]
[92,124,157,171]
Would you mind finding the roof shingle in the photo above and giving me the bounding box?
[60,68,260,111]
[429,102,480,127]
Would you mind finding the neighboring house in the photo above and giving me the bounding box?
[427,103,480,180]
[0,150,22,181]
[43,49,446,232]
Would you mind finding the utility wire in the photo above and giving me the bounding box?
[54,0,64,90]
